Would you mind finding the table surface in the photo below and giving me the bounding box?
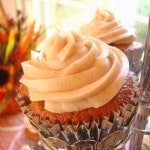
[0,112,26,150]
[0,112,150,150]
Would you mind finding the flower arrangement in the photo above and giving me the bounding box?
[0,2,45,114]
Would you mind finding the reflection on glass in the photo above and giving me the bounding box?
[130,16,150,150]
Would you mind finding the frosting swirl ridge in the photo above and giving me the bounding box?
[80,8,135,45]
[20,30,129,113]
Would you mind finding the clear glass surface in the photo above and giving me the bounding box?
[129,16,150,150]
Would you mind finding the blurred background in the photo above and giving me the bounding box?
[0,1,149,149]
[1,0,149,44]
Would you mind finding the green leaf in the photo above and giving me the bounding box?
[4,29,16,64]
[0,91,13,113]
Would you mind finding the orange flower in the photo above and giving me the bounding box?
[0,65,14,92]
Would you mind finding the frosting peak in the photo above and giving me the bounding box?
[80,8,135,45]
[20,30,129,113]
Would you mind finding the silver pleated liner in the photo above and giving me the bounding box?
[16,72,140,149]
[123,42,143,74]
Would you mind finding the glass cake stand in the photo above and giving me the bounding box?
[17,18,150,150]
[15,16,150,150]
[129,16,150,150]
[24,17,150,150]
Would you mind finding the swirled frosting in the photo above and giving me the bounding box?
[80,8,135,45]
[20,30,129,113]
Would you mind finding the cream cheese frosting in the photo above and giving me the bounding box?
[80,8,135,45]
[20,30,129,113]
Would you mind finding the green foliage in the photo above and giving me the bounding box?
[138,0,150,16]
[135,21,147,43]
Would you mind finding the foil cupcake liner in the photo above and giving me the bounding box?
[123,42,143,74]
[16,72,139,149]
[26,112,135,150]
[123,42,143,62]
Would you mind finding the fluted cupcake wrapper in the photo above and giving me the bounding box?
[123,42,143,74]
[24,106,135,149]
[16,72,139,149]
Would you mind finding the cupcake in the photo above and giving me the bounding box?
[80,8,144,74]
[17,30,139,149]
